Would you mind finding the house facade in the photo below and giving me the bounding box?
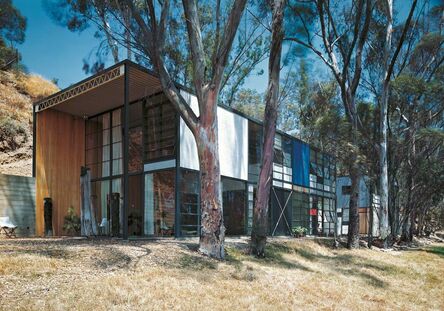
[336,176,381,236]
[33,60,336,238]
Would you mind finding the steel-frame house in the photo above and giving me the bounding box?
[33,60,336,238]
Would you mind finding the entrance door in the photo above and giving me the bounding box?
[128,174,143,236]
[271,188,292,236]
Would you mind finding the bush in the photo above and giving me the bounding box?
[63,207,81,236]
[0,116,27,151]
[292,226,307,238]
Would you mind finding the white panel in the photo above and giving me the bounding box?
[179,118,200,170]
[179,89,200,170]
[177,90,248,180]
[283,183,292,190]
[144,159,176,172]
[217,106,248,180]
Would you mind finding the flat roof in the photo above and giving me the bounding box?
[35,59,332,157]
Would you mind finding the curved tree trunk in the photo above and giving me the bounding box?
[250,0,285,258]
[197,91,225,259]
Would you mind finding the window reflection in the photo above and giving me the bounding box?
[144,170,175,236]
[222,177,247,235]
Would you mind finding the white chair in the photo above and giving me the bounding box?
[98,218,108,235]
[0,216,17,238]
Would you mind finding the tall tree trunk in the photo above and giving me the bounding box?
[197,90,225,259]
[250,0,285,257]
[347,164,360,248]
[379,0,393,247]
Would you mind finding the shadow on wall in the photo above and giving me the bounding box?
[0,174,36,236]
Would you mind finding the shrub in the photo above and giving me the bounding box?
[0,116,27,151]
[292,226,307,238]
[63,207,81,236]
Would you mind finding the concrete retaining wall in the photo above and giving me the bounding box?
[0,174,35,236]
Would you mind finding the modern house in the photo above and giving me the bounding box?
[33,60,336,239]
[336,176,380,236]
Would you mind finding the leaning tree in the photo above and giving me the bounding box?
[50,0,251,259]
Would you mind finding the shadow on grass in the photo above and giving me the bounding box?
[425,246,444,257]
[226,242,313,272]
[225,239,393,288]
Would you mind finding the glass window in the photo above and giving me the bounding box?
[144,170,175,236]
[222,178,247,235]
[86,112,111,179]
[180,169,199,236]
[248,121,262,182]
[144,94,177,161]
[291,192,309,230]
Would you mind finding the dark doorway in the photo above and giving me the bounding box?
[128,174,143,236]
[271,188,292,236]
[222,178,247,235]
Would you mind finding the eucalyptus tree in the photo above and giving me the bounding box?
[46,0,252,259]
[287,0,374,248]
[250,0,286,257]
[0,0,26,67]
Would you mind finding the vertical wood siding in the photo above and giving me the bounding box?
[35,109,85,236]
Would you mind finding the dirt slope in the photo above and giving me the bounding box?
[0,70,58,176]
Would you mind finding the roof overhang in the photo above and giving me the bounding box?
[34,60,163,118]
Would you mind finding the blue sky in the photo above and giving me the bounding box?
[13,0,420,92]
[12,0,269,91]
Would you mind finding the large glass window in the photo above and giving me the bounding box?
[91,180,110,231]
[85,108,122,179]
[112,109,123,176]
[144,170,175,236]
[291,192,309,229]
[180,169,199,236]
[144,94,177,161]
[222,178,247,235]
[248,121,263,183]
[273,134,292,188]
[129,102,143,173]
[86,114,110,179]
[128,175,143,236]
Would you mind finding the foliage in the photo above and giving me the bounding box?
[0,116,27,151]
[0,0,26,68]
[63,207,81,236]
[292,226,307,237]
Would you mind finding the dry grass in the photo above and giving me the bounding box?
[0,70,58,123]
[0,70,58,176]
[0,237,442,311]
[15,73,59,100]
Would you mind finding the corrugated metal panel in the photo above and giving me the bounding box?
[0,174,36,236]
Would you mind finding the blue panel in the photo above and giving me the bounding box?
[292,140,310,187]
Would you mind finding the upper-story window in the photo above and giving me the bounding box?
[143,93,177,162]
[85,109,122,180]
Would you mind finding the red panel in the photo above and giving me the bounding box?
[310,208,317,216]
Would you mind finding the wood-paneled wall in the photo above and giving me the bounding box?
[35,109,85,236]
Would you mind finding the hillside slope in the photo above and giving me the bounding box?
[0,70,58,176]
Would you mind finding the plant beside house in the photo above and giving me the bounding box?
[63,207,81,236]
[292,226,307,238]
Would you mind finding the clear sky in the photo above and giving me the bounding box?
[13,0,420,92]
[13,0,108,88]
[13,0,270,91]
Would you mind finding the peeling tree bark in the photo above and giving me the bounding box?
[125,0,247,259]
[250,0,286,257]
[197,104,224,257]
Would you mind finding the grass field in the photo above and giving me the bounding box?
[0,237,442,310]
